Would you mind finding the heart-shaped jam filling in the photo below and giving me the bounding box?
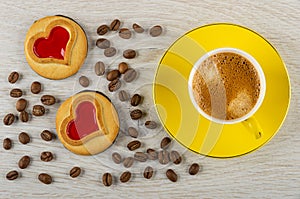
[33,26,70,60]
[66,101,99,140]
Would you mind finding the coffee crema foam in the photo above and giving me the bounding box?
[192,52,260,120]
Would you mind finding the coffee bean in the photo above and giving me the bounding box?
[20,111,29,122]
[106,70,120,81]
[118,90,129,102]
[79,76,89,87]
[127,140,141,151]
[38,173,52,184]
[118,62,129,74]
[132,23,144,33]
[70,167,81,178]
[120,171,131,183]
[97,24,109,35]
[119,28,131,39]
[108,79,121,92]
[31,81,41,94]
[19,132,30,144]
[40,130,54,141]
[102,173,113,186]
[8,71,19,84]
[166,169,177,182]
[10,88,22,98]
[131,94,142,106]
[95,61,106,76]
[123,157,134,168]
[123,49,136,59]
[169,151,182,164]
[128,127,138,138]
[6,170,19,180]
[3,138,12,150]
[40,151,53,162]
[134,152,148,162]
[41,95,56,106]
[110,19,121,31]
[104,47,117,57]
[123,68,137,82]
[96,38,110,49]
[130,109,142,120]
[158,150,169,165]
[18,155,31,169]
[161,137,171,149]
[145,121,157,129]
[147,148,158,160]
[189,163,201,175]
[16,98,27,112]
[143,166,154,179]
[112,152,122,164]
[150,25,163,37]
[3,113,15,125]
[32,105,45,116]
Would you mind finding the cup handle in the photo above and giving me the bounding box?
[242,117,262,139]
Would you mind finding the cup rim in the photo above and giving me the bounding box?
[188,47,266,124]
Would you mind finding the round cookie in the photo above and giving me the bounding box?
[56,91,119,155]
[24,15,88,80]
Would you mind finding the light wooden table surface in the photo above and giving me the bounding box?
[0,0,299,198]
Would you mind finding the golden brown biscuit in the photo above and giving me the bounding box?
[24,15,87,80]
[56,91,119,155]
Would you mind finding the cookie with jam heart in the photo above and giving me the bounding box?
[24,15,87,79]
[56,91,119,155]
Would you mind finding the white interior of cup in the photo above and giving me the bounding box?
[188,47,266,124]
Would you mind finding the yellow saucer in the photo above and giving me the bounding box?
[153,23,290,158]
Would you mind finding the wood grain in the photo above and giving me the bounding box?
[0,0,299,198]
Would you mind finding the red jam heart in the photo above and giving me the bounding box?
[66,101,99,140]
[33,26,70,60]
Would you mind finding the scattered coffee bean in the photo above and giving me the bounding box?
[40,151,53,162]
[158,150,169,165]
[132,23,144,33]
[118,90,129,102]
[145,121,157,129]
[130,109,143,120]
[97,24,109,35]
[79,76,89,87]
[166,169,177,182]
[150,25,163,37]
[119,28,131,39]
[128,127,138,138]
[40,130,54,141]
[123,157,134,168]
[189,163,201,175]
[70,167,81,178]
[143,166,154,179]
[123,68,137,82]
[131,94,142,106]
[31,81,41,94]
[16,98,27,112]
[96,38,110,49]
[120,171,131,183]
[20,111,29,122]
[104,47,117,57]
[8,71,19,84]
[161,137,171,149]
[102,173,113,186]
[3,138,12,150]
[134,152,148,162]
[32,105,45,116]
[41,95,56,106]
[10,88,22,98]
[108,79,121,92]
[123,49,136,59]
[3,113,15,125]
[147,148,158,160]
[112,152,122,164]
[18,155,31,169]
[38,173,52,184]
[110,19,121,31]
[127,140,141,151]
[169,151,182,165]
[106,70,120,81]
[95,61,106,76]
[19,132,30,144]
[118,62,129,74]
[6,170,18,180]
